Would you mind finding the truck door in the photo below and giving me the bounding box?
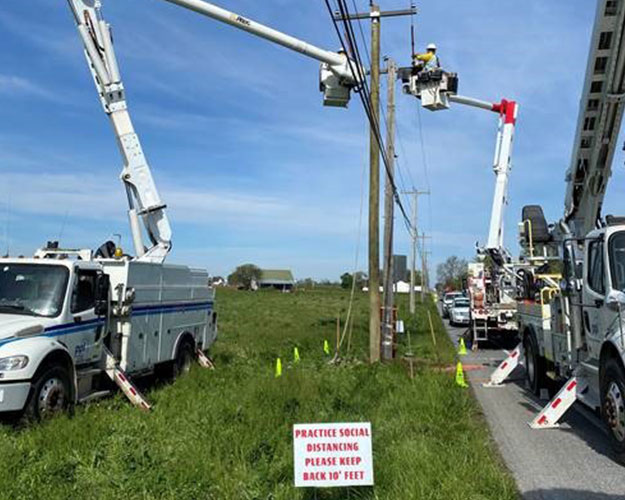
[64,269,104,366]
[583,238,606,361]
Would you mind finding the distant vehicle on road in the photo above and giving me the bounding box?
[449,297,470,326]
[442,291,463,318]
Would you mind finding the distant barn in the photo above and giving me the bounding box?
[258,269,295,292]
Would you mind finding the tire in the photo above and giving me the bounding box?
[173,339,195,379]
[523,332,545,395]
[23,365,72,421]
[601,357,625,461]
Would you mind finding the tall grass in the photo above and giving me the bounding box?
[0,288,517,499]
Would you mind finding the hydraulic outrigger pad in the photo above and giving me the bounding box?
[529,376,588,429]
[483,343,523,387]
[103,347,152,411]
[196,349,215,369]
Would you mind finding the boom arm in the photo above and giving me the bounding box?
[449,95,519,263]
[159,0,362,106]
[68,0,171,263]
[402,71,518,263]
[564,0,625,239]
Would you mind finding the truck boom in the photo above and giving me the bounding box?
[68,0,172,263]
[564,0,625,239]
[402,66,520,341]
[159,0,362,107]
[449,95,518,262]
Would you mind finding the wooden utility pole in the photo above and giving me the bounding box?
[402,190,429,314]
[420,238,431,301]
[425,250,431,292]
[369,4,382,363]
[381,57,397,362]
[333,4,416,364]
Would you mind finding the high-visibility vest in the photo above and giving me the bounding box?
[414,52,441,71]
[424,54,440,70]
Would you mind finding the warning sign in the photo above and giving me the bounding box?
[293,422,374,488]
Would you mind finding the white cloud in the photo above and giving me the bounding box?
[0,169,361,238]
[0,74,60,102]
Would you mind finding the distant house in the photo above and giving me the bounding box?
[210,276,226,287]
[394,281,422,294]
[258,269,295,292]
[362,282,421,294]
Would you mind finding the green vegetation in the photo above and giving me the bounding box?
[227,263,262,290]
[436,255,468,291]
[0,288,517,499]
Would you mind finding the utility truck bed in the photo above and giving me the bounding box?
[104,260,216,373]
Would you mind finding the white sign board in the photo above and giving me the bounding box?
[293,422,374,488]
[396,320,405,334]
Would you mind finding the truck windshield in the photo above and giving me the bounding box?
[610,232,625,292]
[0,264,68,318]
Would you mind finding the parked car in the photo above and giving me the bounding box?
[442,291,464,318]
[449,297,470,326]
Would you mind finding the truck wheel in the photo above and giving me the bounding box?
[24,365,72,421]
[523,333,544,395]
[601,358,625,460]
[173,339,195,379]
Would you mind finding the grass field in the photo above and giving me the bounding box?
[0,287,518,500]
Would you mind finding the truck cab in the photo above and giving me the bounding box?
[580,223,625,441]
[0,255,109,418]
[519,219,625,451]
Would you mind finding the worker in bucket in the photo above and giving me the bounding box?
[412,43,440,73]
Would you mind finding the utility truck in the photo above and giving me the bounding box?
[486,0,625,459]
[0,0,223,419]
[0,0,362,419]
[401,65,520,344]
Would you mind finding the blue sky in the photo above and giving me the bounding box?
[0,0,618,281]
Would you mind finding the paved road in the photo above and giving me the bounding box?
[443,317,625,500]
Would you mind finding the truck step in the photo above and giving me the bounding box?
[529,376,588,429]
[78,390,112,404]
[483,343,523,387]
[75,367,102,378]
[103,347,151,411]
[196,348,215,369]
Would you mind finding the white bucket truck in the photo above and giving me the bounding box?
[2,0,367,419]
[0,0,219,419]
[485,0,625,460]
[0,246,216,418]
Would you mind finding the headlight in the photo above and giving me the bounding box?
[0,355,29,371]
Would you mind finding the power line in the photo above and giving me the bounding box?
[415,103,434,235]
[325,0,413,234]
[350,0,371,69]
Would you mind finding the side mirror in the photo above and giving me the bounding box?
[606,290,625,312]
[575,262,583,279]
[94,272,110,317]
